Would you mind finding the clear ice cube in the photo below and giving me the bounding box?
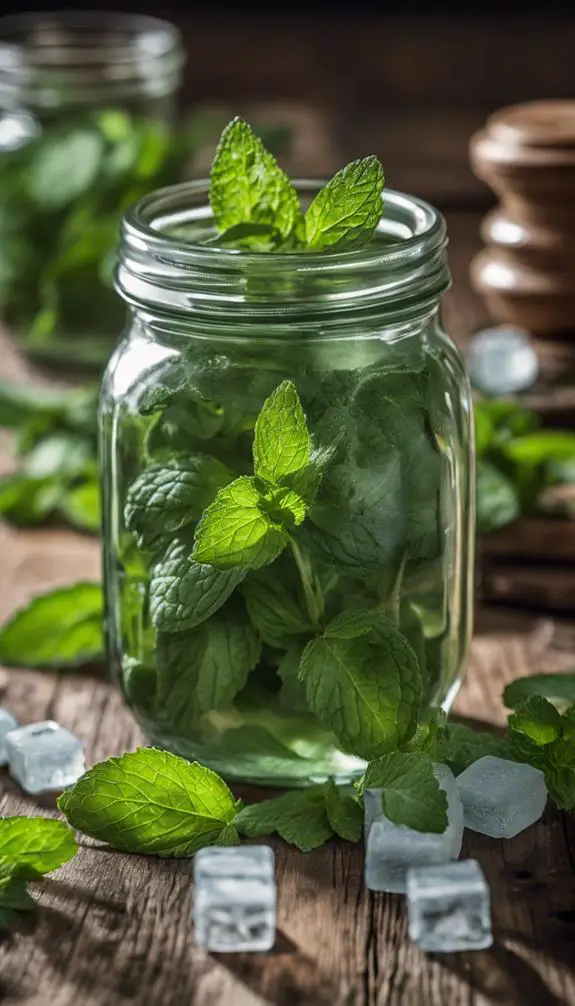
[6,720,85,794]
[406,859,493,952]
[193,845,276,952]
[455,756,548,839]
[467,326,539,395]
[364,764,464,894]
[0,708,18,766]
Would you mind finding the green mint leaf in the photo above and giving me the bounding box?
[403,709,448,757]
[437,722,512,776]
[0,869,34,930]
[503,431,575,466]
[59,480,101,533]
[197,725,318,781]
[323,609,383,639]
[206,221,282,251]
[304,156,384,251]
[253,380,312,487]
[277,646,309,713]
[215,824,240,846]
[210,117,302,240]
[155,601,261,727]
[192,475,288,570]
[476,461,520,534]
[123,658,157,714]
[0,817,77,879]
[0,582,103,668]
[503,673,575,711]
[324,781,363,843]
[361,752,448,834]
[299,610,421,760]
[149,540,245,632]
[543,766,575,811]
[241,577,312,649]
[508,696,563,747]
[507,729,548,772]
[234,788,333,852]
[125,456,233,550]
[26,129,104,210]
[58,748,239,856]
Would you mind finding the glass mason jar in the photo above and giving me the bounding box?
[0,11,185,369]
[101,181,475,787]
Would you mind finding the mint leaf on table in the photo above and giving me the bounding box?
[503,673,575,711]
[324,780,363,843]
[234,787,333,852]
[155,600,261,727]
[0,583,104,668]
[192,476,289,570]
[210,117,302,242]
[253,380,312,488]
[0,817,78,879]
[125,456,233,549]
[149,540,245,632]
[299,609,421,761]
[360,752,448,834]
[0,869,34,930]
[304,156,384,251]
[508,696,562,747]
[59,749,240,856]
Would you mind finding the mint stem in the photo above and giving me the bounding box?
[387,551,408,624]
[290,539,323,631]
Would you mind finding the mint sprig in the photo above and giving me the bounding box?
[209,118,384,252]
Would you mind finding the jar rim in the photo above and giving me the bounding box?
[118,178,450,324]
[0,11,185,107]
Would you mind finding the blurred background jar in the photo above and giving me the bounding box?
[0,11,186,371]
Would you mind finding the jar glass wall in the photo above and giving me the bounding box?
[0,11,185,369]
[100,182,475,787]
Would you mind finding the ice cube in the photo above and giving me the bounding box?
[406,859,493,952]
[364,764,464,894]
[193,845,276,952]
[467,326,539,395]
[456,756,548,839]
[0,708,18,766]
[6,720,85,794]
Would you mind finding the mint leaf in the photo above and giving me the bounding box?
[437,722,511,776]
[27,129,104,209]
[192,476,288,570]
[59,480,101,533]
[125,456,232,549]
[503,673,575,711]
[253,380,312,487]
[299,610,421,760]
[0,582,103,668]
[277,646,309,713]
[324,781,363,843]
[544,766,575,811]
[304,156,384,251]
[149,540,245,632]
[197,725,319,781]
[241,577,312,649]
[156,601,261,727]
[361,752,448,833]
[58,749,239,856]
[210,117,302,240]
[234,788,333,852]
[476,461,520,534]
[0,868,34,930]
[508,696,562,747]
[0,817,77,879]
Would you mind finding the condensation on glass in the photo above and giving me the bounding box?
[100,182,475,786]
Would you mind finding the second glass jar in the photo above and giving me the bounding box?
[101,182,475,786]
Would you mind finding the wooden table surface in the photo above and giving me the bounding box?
[0,127,574,1006]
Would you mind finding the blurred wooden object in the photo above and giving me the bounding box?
[470,100,575,335]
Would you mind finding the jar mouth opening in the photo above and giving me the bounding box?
[0,11,185,106]
[124,179,445,271]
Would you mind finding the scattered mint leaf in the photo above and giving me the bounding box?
[58,748,240,856]
[0,868,34,929]
[361,752,448,834]
[508,696,563,747]
[241,577,312,649]
[155,600,261,727]
[437,722,512,776]
[125,456,233,549]
[215,823,240,846]
[304,156,384,251]
[234,787,333,852]
[149,540,245,632]
[299,610,421,760]
[503,673,575,711]
[210,117,302,241]
[0,582,103,668]
[192,475,288,570]
[324,780,363,843]
[253,380,312,488]
[0,817,78,879]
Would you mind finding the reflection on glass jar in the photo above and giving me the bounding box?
[100,181,475,787]
[0,11,186,369]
